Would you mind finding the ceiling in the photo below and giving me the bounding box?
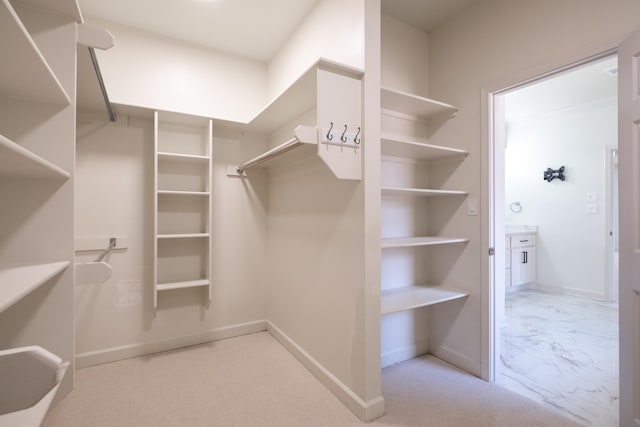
[78,0,478,62]
[505,56,618,123]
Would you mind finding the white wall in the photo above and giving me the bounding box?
[266,0,364,100]
[505,98,617,299]
[426,0,640,376]
[74,117,269,363]
[90,20,267,122]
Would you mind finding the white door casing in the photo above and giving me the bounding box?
[619,27,640,427]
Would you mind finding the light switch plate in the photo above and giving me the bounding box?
[467,198,478,216]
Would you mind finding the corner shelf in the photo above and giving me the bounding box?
[381,87,457,120]
[0,0,70,105]
[0,134,70,179]
[156,279,209,292]
[381,135,467,160]
[0,262,70,314]
[382,187,467,197]
[381,237,468,249]
[381,285,468,315]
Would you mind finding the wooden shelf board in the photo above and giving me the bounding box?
[381,236,468,249]
[157,233,209,239]
[157,190,209,197]
[381,285,468,315]
[0,133,70,179]
[0,0,70,105]
[380,87,457,119]
[382,187,467,197]
[157,279,209,291]
[0,261,70,313]
[157,152,209,162]
[381,135,467,160]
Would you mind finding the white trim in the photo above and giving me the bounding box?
[430,345,481,376]
[381,339,429,368]
[75,320,267,368]
[267,321,385,422]
[533,285,607,302]
[481,38,622,383]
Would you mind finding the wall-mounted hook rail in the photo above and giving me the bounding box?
[340,124,348,142]
[94,237,116,262]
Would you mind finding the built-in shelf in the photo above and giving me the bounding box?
[382,187,467,197]
[0,262,69,314]
[156,279,209,292]
[17,0,82,21]
[381,236,468,249]
[381,285,468,315]
[0,0,70,105]
[381,87,457,120]
[381,135,468,160]
[157,190,209,197]
[157,233,209,240]
[157,152,209,163]
[0,134,70,179]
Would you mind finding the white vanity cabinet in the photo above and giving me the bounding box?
[509,234,536,287]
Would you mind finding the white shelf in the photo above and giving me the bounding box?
[381,236,468,249]
[381,285,468,315]
[157,233,209,240]
[157,279,209,292]
[381,135,467,160]
[0,262,70,314]
[157,190,210,197]
[0,134,70,179]
[382,187,467,197]
[381,87,457,120]
[157,152,209,163]
[16,0,82,21]
[0,0,70,105]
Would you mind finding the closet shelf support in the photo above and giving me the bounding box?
[236,125,317,174]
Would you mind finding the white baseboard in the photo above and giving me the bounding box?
[429,344,481,377]
[534,284,606,301]
[75,320,267,368]
[266,321,385,422]
[381,340,429,368]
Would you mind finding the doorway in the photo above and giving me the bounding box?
[489,55,620,426]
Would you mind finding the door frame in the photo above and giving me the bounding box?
[480,40,621,381]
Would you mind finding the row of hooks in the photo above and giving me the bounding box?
[326,122,361,145]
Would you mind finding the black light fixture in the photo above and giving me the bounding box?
[543,166,565,182]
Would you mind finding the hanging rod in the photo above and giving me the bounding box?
[88,47,116,122]
[236,125,317,174]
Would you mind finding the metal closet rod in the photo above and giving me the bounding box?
[236,136,302,174]
[88,47,116,122]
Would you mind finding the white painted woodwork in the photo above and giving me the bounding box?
[381,135,468,160]
[76,22,114,50]
[618,26,640,427]
[381,236,468,249]
[0,262,69,314]
[153,111,212,310]
[0,134,70,179]
[0,0,77,407]
[381,285,468,315]
[0,0,70,105]
[381,87,457,119]
[382,187,466,197]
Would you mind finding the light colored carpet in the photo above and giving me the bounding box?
[43,332,582,426]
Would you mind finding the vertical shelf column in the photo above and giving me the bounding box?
[153,111,212,311]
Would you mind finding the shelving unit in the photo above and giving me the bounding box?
[0,0,78,411]
[0,262,70,314]
[379,84,469,362]
[153,111,213,310]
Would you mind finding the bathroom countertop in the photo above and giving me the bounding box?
[505,224,537,235]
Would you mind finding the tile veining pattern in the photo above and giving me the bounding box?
[498,289,618,427]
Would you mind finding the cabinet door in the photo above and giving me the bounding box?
[521,246,536,284]
[510,249,524,287]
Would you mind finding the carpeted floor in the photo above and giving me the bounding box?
[43,332,582,426]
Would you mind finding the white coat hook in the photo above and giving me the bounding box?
[340,124,348,143]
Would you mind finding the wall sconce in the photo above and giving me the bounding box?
[543,166,565,182]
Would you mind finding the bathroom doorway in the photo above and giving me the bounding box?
[492,55,620,427]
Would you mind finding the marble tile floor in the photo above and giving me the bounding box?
[498,289,618,427]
